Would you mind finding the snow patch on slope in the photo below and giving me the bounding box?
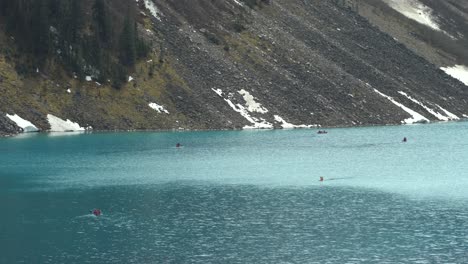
[243,119,274,129]
[238,89,268,114]
[47,114,85,132]
[6,114,39,132]
[436,105,459,120]
[441,65,468,86]
[212,88,273,129]
[213,88,223,97]
[274,115,317,129]
[149,102,169,114]
[397,91,453,121]
[373,88,429,124]
[143,0,162,21]
[232,0,244,7]
[384,0,441,31]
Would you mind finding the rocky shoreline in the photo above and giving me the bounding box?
[2,118,467,139]
[0,112,21,137]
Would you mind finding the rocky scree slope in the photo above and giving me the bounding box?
[1,0,468,135]
[355,0,468,68]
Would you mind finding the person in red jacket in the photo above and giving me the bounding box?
[92,209,101,216]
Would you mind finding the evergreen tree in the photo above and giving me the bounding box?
[135,22,150,59]
[0,0,149,88]
[70,0,84,42]
[57,1,71,38]
[93,0,112,47]
[119,16,137,67]
[32,0,51,57]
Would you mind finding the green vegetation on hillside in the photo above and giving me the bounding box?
[0,0,149,88]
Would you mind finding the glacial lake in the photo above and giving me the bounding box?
[1,122,468,263]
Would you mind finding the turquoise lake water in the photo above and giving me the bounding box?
[1,122,468,263]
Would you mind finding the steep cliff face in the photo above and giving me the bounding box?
[1,0,468,135]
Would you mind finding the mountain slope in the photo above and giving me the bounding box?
[355,0,468,80]
[1,0,468,135]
